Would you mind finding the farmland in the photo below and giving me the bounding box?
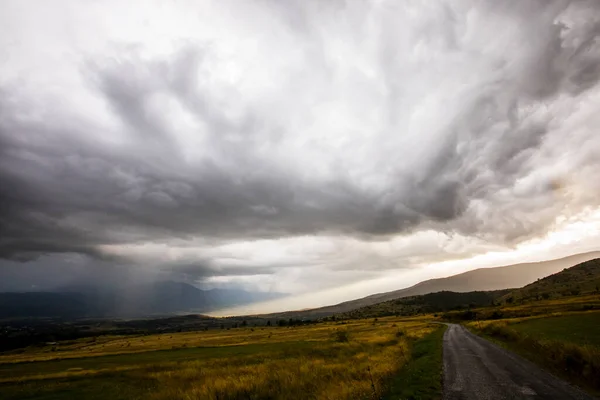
[0,316,443,400]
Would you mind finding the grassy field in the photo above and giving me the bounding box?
[509,312,600,346]
[384,325,446,400]
[0,316,443,400]
[467,311,600,394]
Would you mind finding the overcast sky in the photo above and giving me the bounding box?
[1,0,600,312]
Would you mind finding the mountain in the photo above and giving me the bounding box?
[0,281,286,319]
[0,292,90,319]
[501,257,600,303]
[339,289,512,320]
[205,288,283,306]
[264,251,600,318]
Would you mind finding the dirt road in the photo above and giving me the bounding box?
[443,324,595,400]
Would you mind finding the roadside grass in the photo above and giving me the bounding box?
[0,316,439,400]
[467,311,600,395]
[509,312,600,346]
[384,325,446,400]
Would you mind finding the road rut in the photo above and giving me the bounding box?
[443,324,595,400]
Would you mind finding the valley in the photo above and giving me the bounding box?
[2,254,600,399]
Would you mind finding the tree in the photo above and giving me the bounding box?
[266,320,271,326]
[241,320,248,327]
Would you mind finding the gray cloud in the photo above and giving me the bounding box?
[1,0,600,295]
[0,46,469,259]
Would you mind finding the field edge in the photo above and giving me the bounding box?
[384,324,446,400]
[465,316,600,398]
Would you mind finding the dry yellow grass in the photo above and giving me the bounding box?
[464,309,600,331]
[145,344,403,400]
[0,316,439,400]
[1,326,332,364]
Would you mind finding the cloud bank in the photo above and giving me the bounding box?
[1,0,600,300]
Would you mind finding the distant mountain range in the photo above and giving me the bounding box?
[358,251,600,303]
[263,251,600,318]
[0,281,285,319]
[3,252,599,320]
[342,255,600,320]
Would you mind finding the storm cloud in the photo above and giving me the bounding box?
[1,0,600,300]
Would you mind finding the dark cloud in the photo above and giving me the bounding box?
[167,263,277,281]
[1,0,600,297]
[0,46,474,260]
[0,253,280,292]
[0,254,138,291]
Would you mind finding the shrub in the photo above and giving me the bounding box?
[332,329,349,343]
[490,311,504,320]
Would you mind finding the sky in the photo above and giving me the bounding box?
[1,0,600,312]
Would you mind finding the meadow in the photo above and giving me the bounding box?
[0,316,443,400]
[509,312,600,346]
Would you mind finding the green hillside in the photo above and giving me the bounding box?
[502,258,600,303]
[338,289,511,319]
